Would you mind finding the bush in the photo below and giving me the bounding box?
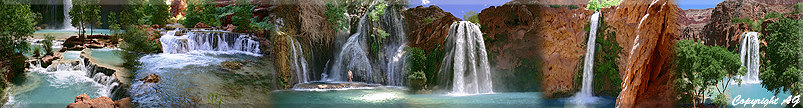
[549,5,579,9]
[586,0,621,11]
[592,17,622,96]
[182,0,220,27]
[119,27,161,54]
[760,17,802,95]
[731,17,762,32]
[43,35,55,55]
[218,0,256,32]
[464,11,480,24]
[148,0,170,27]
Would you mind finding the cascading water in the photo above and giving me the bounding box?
[739,32,760,84]
[63,0,76,30]
[160,30,262,56]
[380,5,407,86]
[572,12,601,104]
[289,38,311,83]
[439,21,493,95]
[328,15,375,83]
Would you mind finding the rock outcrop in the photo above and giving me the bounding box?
[403,6,461,51]
[600,0,681,107]
[66,93,131,108]
[701,0,801,49]
[480,2,592,97]
[139,74,160,83]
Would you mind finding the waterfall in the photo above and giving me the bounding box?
[160,30,262,56]
[63,0,76,30]
[381,5,407,86]
[572,12,600,104]
[328,15,374,83]
[739,32,760,84]
[439,21,493,95]
[289,37,310,83]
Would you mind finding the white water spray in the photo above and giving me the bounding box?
[739,32,760,84]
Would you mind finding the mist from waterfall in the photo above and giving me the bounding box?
[381,5,407,86]
[439,21,493,95]
[739,32,760,84]
[328,15,374,83]
[63,0,76,30]
[572,12,600,104]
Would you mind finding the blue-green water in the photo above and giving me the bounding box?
[35,29,112,35]
[88,48,124,67]
[721,79,793,108]
[3,61,110,108]
[271,88,614,108]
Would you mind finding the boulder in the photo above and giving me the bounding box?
[221,61,243,70]
[139,74,160,83]
[194,22,211,28]
[66,93,130,108]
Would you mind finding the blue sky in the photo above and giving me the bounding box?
[407,0,511,20]
[676,0,723,9]
[405,0,724,20]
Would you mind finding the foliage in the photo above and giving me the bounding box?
[182,0,220,27]
[407,71,426,80]
[549,5,579,9]
[730,17,762,32]
[586,0,621,11]
[250,17,273,30]
[463,11,480,24]
[107,12,122,44]
[120,0,147,28]
[673,39,744,106]
[118,27,161,54]
[31,45,42,57]
[422,17,437,25]
[325,1,349,32]
[406,47,427,73]
[218,0,256,32]
[592,18,622,96]
[368,0,386,23]
[43,35,55,55]
[0,0,36,85]
[760,17,802,96]
[712,93,730,106]
[148,0,170,27]
[69,0,101,38]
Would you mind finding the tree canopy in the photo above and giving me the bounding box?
[760,17,802,96]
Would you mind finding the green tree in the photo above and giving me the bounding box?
[217,0,255,32]
[0,0,37,91]
[182,0,220,27]
[586,0,621,11]
[69,0,101,40]
[673,39,744,106]
[325,0,348,32]
[760,17,802,96]
[464,11,480,24]
[149,0,170,27]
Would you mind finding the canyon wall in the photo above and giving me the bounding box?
[479,1,592,96]
[600,0,681,107]
[701,0,801,50]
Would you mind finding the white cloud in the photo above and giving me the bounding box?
[421,0,430,5]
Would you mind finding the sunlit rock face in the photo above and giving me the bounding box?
[403,5,461,51]
[702,0,801,50]
[479,2,592,98]
[600,0,681,107]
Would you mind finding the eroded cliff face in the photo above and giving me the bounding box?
[403,5,461,51]
[702,0,801,50]
[600,0,681,107]
[271,0,337,89]
[680,8,712,40]
[480,1,592,97]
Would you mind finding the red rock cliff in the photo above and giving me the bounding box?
[480,1,592,97]
[600,0,680,107]
[701,0,801,49]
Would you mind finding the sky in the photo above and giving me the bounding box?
[676,0,724,9]
[407,0,511,20]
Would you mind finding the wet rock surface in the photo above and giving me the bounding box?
[139,74,160,83]
[66,93,131,108]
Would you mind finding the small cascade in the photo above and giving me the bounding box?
[27,56,119,98]
[62,0,76,30]
[572,12,601,104]
[739,32,760,84]
[289,37,311,83]
[160,30,261,56]
[328,15,374,82]
[439,21,493,95]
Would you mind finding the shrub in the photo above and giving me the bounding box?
[182,0,220,27]
[325,1,348,32]
[592,17,622,96]
[118,27,161,54]
[464,11,480,24]
[587,0,621,11]
[148,0,170,27]
[43,35,55,55]
[218,0,256,32]
[674,39,744,106]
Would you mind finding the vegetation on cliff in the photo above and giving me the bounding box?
[586,0,621,11]
[673,39,744,107]
[592,18,622,97]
